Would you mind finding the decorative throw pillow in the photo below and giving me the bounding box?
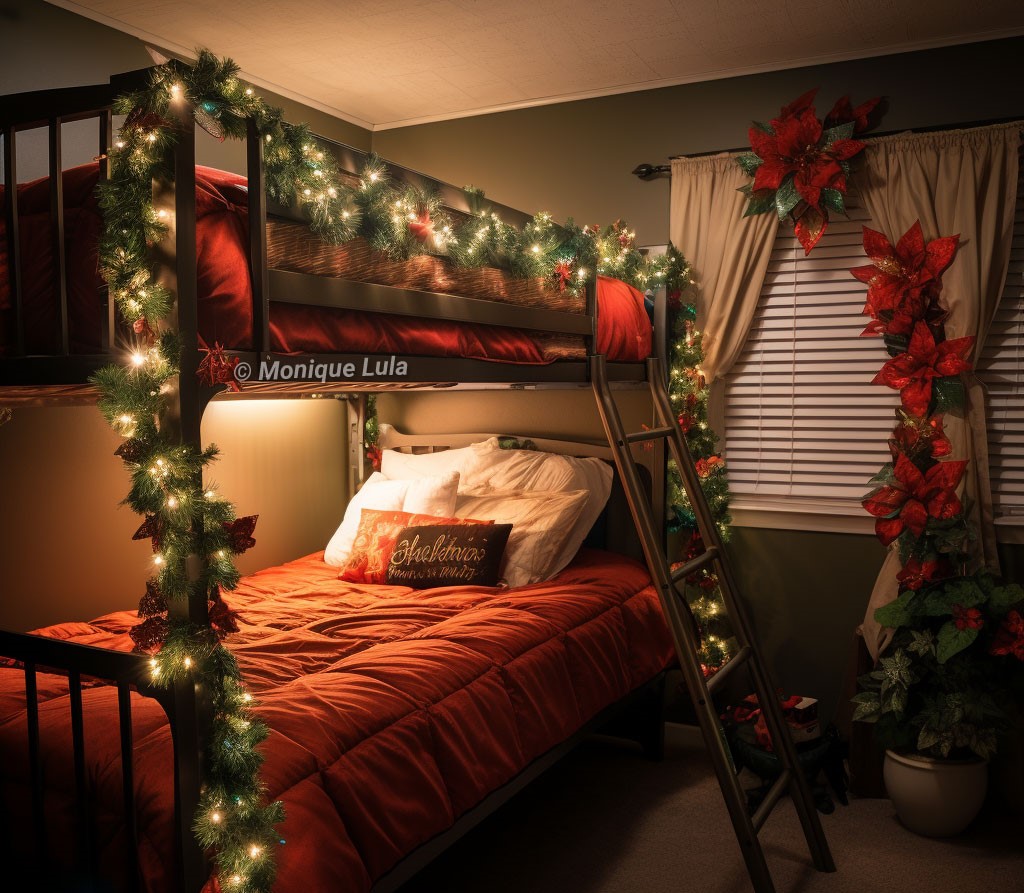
[453,489,589,588]
[457,440,613,570]
[323,471,460,567]
[385,523,513,588]
[338,508,492,584]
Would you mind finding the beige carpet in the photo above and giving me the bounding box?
[400,725,1024,893]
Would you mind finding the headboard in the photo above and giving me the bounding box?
[376,423,657,562]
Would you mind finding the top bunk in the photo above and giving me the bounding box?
[0,62,674,403]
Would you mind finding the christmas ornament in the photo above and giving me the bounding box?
[133,514,165,551]
[115,438,147,464]
[223,515,259,553]
[198,342,241,392]
[130,615,169,654]
[138,579,167,617]
[552,260,574,291]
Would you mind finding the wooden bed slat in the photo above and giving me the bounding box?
[67,670,97,877]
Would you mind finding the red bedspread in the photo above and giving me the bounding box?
[0,165,651,364]
[0,548,672,891]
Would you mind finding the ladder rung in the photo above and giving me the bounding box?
[752,768,792,832]
[706,645,751,696]
[670,546,719,584]
[624,426,674,445]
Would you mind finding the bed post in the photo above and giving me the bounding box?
[153,103,212,890]
[347,395,368,499]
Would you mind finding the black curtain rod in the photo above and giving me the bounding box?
[633,113,1023,180]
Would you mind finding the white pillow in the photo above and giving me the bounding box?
[380,440,497,481]
[458,443,613,571]
[454,489,589,588]
[324,471,460,567]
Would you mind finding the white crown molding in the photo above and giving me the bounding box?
[43,2,1024,133]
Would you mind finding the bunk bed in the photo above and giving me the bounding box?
[0,66,833,893]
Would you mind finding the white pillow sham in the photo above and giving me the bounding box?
[454,489,589,588]
[324,470,460,567]
[380,440,497,482]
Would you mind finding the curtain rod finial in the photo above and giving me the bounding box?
[632,163,670,181]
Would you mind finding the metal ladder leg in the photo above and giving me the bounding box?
[589,354,836,892]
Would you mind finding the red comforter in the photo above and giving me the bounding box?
[0,165,651,364]
[0,549,672,891]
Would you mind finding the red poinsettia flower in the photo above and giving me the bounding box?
[825,95,883,133]
[862,454,967,545]
[991,610,1024,661]
[872,321,974,417]
[952,604,984,631]
[750,109,863,210]
[852,222,959,337]
[896,556,955,591]
[366,443,382,471]
[889,412,952,462]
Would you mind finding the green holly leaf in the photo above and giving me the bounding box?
[933,376,966,414]
[923,578,985,616]
[819,188,846,215]
[875,592,919,629]
[936,620,979,664]
[867,463,896,487]
[822,122,856,146]
[751,120,775,135]
[742,187,777,217]
[775,177,801,219]
[735,152,763,176]
[883,333,909,356]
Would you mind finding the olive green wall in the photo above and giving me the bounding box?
[0,0,372,184]
[372,36,1024,244]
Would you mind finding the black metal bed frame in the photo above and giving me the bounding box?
[0,68,670,892]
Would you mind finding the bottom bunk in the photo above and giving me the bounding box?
[0,547,673,891]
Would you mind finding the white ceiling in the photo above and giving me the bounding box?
[48,0,1024,130]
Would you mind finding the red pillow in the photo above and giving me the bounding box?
[338,508,493,584]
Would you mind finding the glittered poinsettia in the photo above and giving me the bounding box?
[862,454,967,545]
[223,514,258,553]
[407,210,435,244]
[824,95,883,134]
[852,223,959,337]
[871,321,974,418]
[896,555,955,591]
[990,610,1024,661]
[738,88,877,253]
[197,342,240,392]
[889,411,952,462]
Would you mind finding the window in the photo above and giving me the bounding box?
[978,165,1024,528]
[722,197,899,528]
[724,168,1024,535]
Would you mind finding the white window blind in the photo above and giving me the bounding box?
[978,163,1024,521]
[723,197,900,507]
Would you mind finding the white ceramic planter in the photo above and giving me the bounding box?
[883,749,988,837]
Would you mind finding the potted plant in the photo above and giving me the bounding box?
[853,571,1024,835]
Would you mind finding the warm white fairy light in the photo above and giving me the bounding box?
[211,811,222,824]
[250,845,262,858]
[245,87,254,96]
[166,496,179,509]
[131,352,146,367]
[154,554,164,566]
[183,656,193,669]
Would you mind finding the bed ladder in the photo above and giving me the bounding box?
[590,354,835,893]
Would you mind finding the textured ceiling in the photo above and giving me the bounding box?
[48,0,1024,129]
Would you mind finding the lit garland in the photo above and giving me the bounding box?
[94,49,735,884]
[659,252,735,671]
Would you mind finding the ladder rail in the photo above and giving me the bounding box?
[644,356,835,873]
[590,353,836,893]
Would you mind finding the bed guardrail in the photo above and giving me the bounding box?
[0,628,204,891]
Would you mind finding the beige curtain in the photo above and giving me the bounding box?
[858,123,1021,659]
[669,153,779,385]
